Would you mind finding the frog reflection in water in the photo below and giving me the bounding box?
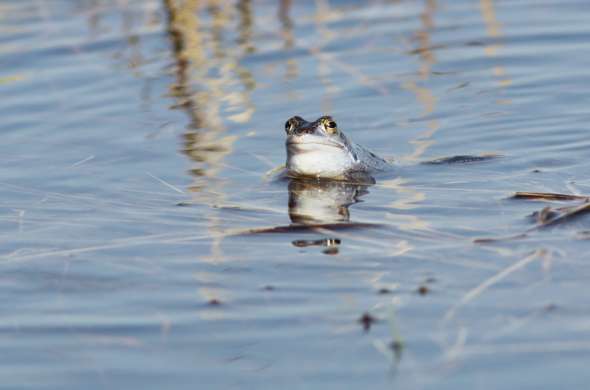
[288,178,368,224]
[287,178,372,253]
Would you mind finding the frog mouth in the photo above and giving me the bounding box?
[286,135,345,150]
[287,140,343,147]
[287,141,345,153]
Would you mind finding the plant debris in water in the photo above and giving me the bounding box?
[535,202,590,228]
[422,154,500,165]
[475,192,590,243]
[530,206,558,224]
[389,340,404,360]
[417,285,430,295]
[358,312,377,332]
[512,192,589,201]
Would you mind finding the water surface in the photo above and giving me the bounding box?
[1,0,590,389]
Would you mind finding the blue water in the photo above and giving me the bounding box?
[1,0,590,388]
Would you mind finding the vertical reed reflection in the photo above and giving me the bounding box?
[279,0,298,81]
[314,0,337,114]
[237,0,254,53]
[381,0,437,227]
[400,0,439,164]
[163,0,255,181]
[480,0,512,89]
[163,0,257,308]
[82,2,158,75]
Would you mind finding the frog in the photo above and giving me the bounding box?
[285,115,496,182]
[285,115,391,182]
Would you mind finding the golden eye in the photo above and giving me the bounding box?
[324,119,338,134]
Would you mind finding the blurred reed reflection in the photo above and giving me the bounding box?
[382,0,438,231]
[399,0,439,164]
[163,0,255,181]
[163,0,260,302]
[480,0,512,88]
[279,0,298,81]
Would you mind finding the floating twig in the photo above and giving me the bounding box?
[473,233,529,244]
[512,192,589,201]
[146,172,185,194]
[423,154,500,165]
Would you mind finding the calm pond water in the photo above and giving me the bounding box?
[2,0,590,388]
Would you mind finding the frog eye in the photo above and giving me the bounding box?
[285,116,304,134]
[285,118,297,134]
[324,119,338,134]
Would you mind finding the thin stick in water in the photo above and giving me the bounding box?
[146,172,185,194]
